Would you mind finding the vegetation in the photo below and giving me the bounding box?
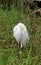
[0,0,41,65]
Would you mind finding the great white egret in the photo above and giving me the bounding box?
[13,23,29,48]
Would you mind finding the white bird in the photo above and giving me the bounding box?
[13,22,29,48]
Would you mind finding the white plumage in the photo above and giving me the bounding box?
[13,23,29,48]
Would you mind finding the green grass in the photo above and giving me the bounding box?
[0,6,41,65]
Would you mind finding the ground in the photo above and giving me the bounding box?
[0,5,41,65]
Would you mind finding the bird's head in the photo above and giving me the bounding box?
[18,23,25,31]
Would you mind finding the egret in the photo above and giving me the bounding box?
[13,22,29,48]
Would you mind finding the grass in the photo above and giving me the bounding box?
[0,5,41,65]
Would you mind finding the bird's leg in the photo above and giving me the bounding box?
[21,43,22,48]
[18,42,21,48]
[21,43,23,48]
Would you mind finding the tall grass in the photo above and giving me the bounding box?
[0,5,41,65]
